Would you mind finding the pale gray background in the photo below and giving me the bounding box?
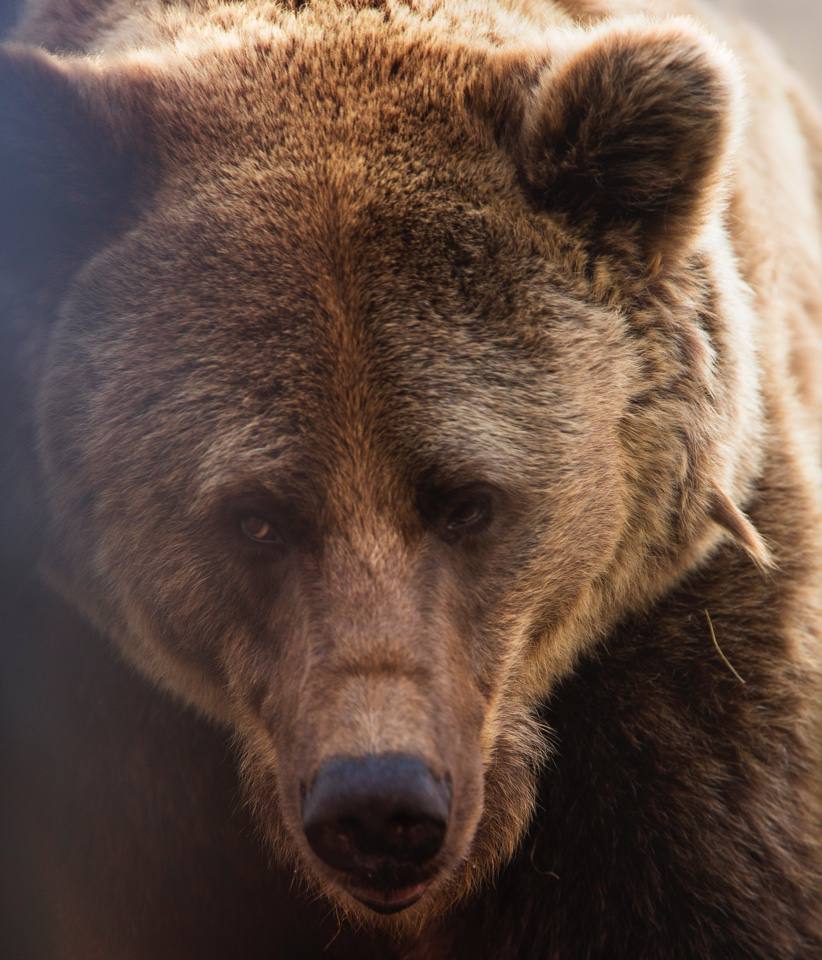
[712,0,821,94]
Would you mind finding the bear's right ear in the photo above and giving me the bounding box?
[518,18,743,271]
[0,44,143,286]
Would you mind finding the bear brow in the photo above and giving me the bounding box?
[191,438,304,513]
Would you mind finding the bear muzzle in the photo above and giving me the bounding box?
[301,753,451,913]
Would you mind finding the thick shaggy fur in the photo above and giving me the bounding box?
[1,0,820,957]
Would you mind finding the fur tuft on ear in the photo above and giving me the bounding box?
[520,18,744,267]
[0,44,142,285]
[709,489,774,572]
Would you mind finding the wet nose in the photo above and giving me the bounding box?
[302,754,450,880]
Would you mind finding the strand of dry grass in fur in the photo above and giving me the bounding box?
[704,609,746,685]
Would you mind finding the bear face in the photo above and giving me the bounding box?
[1,8,764,930]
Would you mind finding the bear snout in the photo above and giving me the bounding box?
[301,753,451,911]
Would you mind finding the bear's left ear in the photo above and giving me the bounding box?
[0,44,147,287]
[519,18,743,269]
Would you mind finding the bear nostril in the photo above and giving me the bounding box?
[301,754,450,882]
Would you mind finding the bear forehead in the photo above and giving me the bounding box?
[71,198,582,479]
[65,175,600,513]
[128,11,537,182]
[78,81,569,374]
[93,19,564,351]
[55,13,610,503]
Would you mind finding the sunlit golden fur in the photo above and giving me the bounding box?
[2,0,821,954]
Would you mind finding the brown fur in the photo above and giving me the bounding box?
[1,0,820,956]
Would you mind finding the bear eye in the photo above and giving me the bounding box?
[239,515,282,544]
[418,483,495,544]
[445,496,491,535]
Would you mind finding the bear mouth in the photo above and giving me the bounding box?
[348,879,431,914]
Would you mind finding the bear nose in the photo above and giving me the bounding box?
[302,754,450,882]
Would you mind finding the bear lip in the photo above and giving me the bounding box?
[348,880,430,914]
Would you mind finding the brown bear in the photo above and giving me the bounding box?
[1,0,820,957]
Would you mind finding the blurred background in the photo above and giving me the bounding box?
[713,0,821,94]
[1,1,818,94]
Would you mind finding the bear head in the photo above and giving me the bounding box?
[0,6,767,931]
